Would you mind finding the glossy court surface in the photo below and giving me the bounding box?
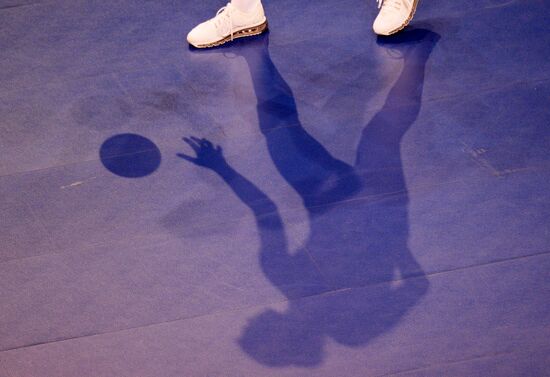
[0,0,549,376]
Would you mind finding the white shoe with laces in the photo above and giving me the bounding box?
[373,0,419,36]
[187,2,268,48]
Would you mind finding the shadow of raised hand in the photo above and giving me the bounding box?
[177,137,227,170]
[177,136,285,219]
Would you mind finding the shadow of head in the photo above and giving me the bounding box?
[238,309,324,367]
[238,277,428,367]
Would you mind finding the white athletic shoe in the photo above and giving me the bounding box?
[373,0,419,36]
[187,2,268,48]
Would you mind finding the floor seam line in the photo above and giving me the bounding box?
[380,350,517,376]
[1,249,549,353]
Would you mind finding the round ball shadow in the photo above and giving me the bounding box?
[100,134,161,178]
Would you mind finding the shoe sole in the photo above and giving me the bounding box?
[193,20,268,49]
[383,0,419,36]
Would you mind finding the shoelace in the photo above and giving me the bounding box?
[214,3,235,40]
[377,0,403,11]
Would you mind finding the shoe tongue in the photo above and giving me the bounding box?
[382,0,404,10]
[232,0,258,13]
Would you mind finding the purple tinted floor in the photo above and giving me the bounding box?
[1,253,549,376]
[1,0,550,375]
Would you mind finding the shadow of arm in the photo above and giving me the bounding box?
[178,137,325,297]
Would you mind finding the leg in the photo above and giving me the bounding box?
[241,36,362,209]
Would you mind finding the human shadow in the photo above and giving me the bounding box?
[180,29,440,367]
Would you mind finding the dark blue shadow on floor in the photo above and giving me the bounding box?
[180,28,439,367]
[100,134,162,178]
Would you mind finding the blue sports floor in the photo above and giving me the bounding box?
[1,0,550,376]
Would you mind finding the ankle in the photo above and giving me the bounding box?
[231,0,260,13]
